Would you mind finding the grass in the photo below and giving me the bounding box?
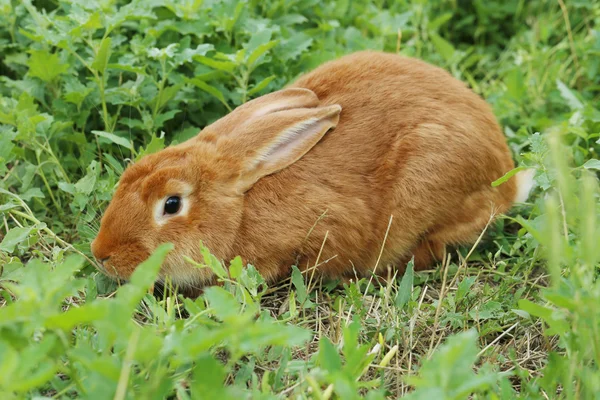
[1,0,600,398]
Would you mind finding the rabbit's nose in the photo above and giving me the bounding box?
[90,236,110,262]
[91,238,111,266]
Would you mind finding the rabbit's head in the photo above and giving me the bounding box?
[91,88,341,289]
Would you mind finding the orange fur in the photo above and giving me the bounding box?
[91,51,521,296]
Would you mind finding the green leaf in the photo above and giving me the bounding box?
[505,68,526,100]
[92,37,112,74]
[151,84,183,112]
[223,0,246,32]
[452,373,502,399]
[229,256,243,280]
[172,126,201,144]
[469,301,502,320]
[0,340,19,385]
[27,49,69,82]
[0,227,34,253]
[582,159,600,171]
[148,43,178,60]
[239,264,266,297]
[81,11,102,31]
[518,299,569,336]
[188,78,231,110]
[194,55,236,73]
[106,63,146,75]
[245,30,272,55]
[247,40,279,69]
[429,12,453,30]
[190,355,228,397]
[395,258,414,309]
[204,286,240,321]
[68,349,121,382]
[10,361,57,392]
[63,78,94,108]
[405,330,498,398]
[430,33,455,62]
[136,132,166,160]
[508,215,545,244]
[529,132,548,155]
[154,110,181,128]
[0,203,19,213]
[103,153,124,174]
[132,244,173,287]
[538,352,568,396]
[45,302,109,331]
[512,309,531,319]
[74,165,97,195]
[556,79,583,110]
[291,266,307,305]
[318,337,342,373]
[247,75,276,97]
[456,276,476,304]
[342,320,372,379]
[199,242,228,278]
[518,299,552,320]
[173,44,214,66]
[279,32,313,61]
[92,130,133,150]
[116,243,174,308]
[0,127,17,164]
[19,188,45,201]
[492,166,527,187]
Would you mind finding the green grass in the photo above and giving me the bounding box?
[1,0,599,398]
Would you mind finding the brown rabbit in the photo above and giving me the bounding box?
[91,50,533,295]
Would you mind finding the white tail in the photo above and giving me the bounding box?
[513,169,535,203]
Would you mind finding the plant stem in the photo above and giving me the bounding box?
[41,139,71,184]
[36,152,62,214]
[153,58,169,120]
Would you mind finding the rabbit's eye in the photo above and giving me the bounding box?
[164,196,181,215]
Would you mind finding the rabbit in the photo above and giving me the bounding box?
[91,50,533,296]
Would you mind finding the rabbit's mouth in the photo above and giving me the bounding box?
[95,260,129,285]
[92,258,107,274]
[153,262,217,299]
[94,262,206,298]
[91,244,216,299]
[151,279,206,299]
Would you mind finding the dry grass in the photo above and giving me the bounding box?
[235,234,556,397]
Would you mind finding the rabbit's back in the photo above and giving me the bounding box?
[290,51,514,189]
[239,51,517,279]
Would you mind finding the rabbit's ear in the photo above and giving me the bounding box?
[220,102,342,193]
[242,87,321,117]
[199,88,321,141]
